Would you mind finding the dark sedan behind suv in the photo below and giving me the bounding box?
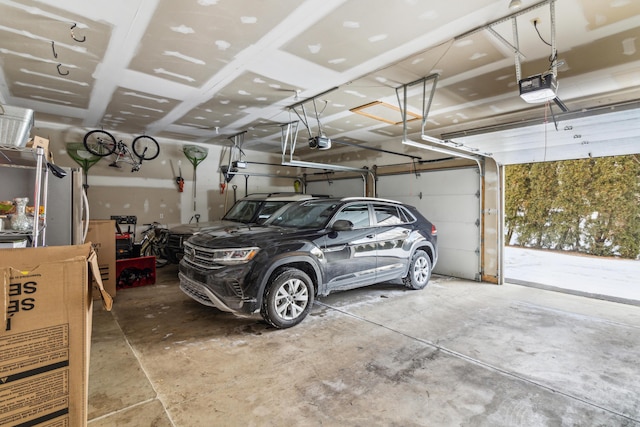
[178,197,438,328]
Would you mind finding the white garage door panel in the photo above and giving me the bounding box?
[395,171,478,196]
[377,168,480,281]
[437,221,479,251]
[306,178,365,197]
[438,248,479,279]
[422,195,478,223]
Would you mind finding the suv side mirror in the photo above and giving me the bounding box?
[332,219,353,231]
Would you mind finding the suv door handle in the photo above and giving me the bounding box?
[366,234,374,239]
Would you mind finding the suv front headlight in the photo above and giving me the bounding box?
[212,247,260,265]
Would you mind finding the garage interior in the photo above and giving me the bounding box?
[1,0,639,425]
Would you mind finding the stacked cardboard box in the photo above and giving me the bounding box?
[0,243,112,426]
[85,220,117,299]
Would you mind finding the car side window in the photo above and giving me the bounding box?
[373,204,403,226]
[333,203,370,229]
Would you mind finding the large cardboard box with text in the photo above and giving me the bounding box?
[0,243,112,427]
[85,219,116,299]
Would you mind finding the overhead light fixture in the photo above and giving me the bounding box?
[508,0,522,10]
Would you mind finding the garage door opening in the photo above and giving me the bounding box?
[503,155,640,305]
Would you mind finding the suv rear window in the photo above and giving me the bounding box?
[373,204,403,226]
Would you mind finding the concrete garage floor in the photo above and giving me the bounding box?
[88,265,640,426]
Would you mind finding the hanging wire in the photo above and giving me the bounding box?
[533,20,552,46]
[51,41,58,58]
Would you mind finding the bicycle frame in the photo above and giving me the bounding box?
[137,223,169,267]
[109,141,144,172]
[83,130,160,173]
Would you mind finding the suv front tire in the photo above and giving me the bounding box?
[261,268,315,329]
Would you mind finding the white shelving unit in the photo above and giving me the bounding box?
[0,145,48,247]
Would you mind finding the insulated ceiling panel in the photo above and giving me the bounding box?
[281,0,496,72]
[100,87,182,133]
[0,1,111,111]
[128,0,301,86]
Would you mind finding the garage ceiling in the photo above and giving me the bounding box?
[1,0,639,162]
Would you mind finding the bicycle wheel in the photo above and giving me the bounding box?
[83,130,117,157]
[142,239,169,268]
[132,135,160,161]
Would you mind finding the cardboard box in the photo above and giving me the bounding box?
[85,220,116,299]
[0,243,112,427]
[26,136,54,164]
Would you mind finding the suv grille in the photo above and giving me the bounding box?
[183,242,224,270]
[167,234,183,249]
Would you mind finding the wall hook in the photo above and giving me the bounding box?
[56,63,69,76]
[70,23,86,43]
[51,41,58,58]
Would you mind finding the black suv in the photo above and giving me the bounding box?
[178,197,438,328]
[164,193,319,263]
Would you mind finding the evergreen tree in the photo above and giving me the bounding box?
[505,155,640,259]
[520,162,559,248]
[555,159,592,252]
[504,163,531,245]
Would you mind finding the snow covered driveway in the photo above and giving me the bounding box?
[504,246,640,304]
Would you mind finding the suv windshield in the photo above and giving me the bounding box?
[266,200,340,229]
[222,200,290,224]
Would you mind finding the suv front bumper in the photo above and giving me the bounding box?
[178,262,259,316]
[179,272,238,312]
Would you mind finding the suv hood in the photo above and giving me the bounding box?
[169,220,245,235]
[188,226,318,249]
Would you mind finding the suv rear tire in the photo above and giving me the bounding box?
[403,250,432,290]
[261,268,315,329]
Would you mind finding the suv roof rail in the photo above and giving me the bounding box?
[242,192,332,199]
[243,192,301,197]
[340,196,401,204]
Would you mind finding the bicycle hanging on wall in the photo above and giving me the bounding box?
[83,129,160,172]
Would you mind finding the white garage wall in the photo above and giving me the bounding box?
[377,168,481,281]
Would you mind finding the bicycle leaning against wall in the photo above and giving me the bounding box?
[83,129,160,172]
[137,222,170,268]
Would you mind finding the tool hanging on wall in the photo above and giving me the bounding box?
[183,145,208,211]
[169,159,185,192]
[176,162,184,193]
[66,142,102,193]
